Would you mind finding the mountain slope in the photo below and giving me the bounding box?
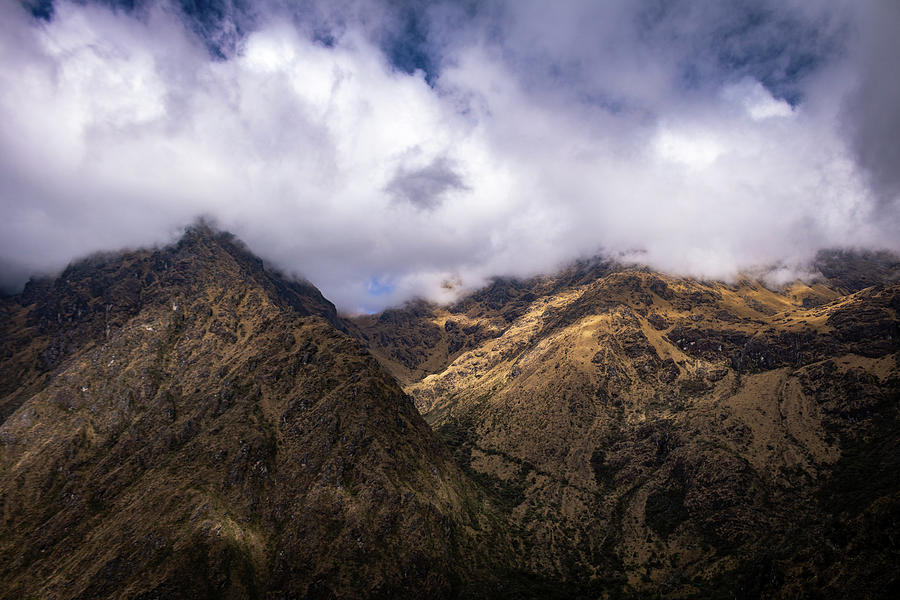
[0,227,341,423]
[354,259,900,598]
[0,226,502,599]
[3,229,897,598]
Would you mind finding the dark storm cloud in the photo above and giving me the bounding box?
[632,0,848,103]
[0,258,33,296]
[386,156,467,210]
[0,0,897,312]
[842,1,900,213]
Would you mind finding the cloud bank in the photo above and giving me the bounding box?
[1,0,898,312]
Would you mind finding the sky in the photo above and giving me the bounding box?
[1,0,898,312]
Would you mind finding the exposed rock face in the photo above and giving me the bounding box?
[0,226,500,599]
[354,259,900,598]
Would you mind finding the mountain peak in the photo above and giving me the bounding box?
[0,227,502,599]
[3,229,898,598]
[1,228,343,420]
[174,220,246,257]
[351,258,900,597]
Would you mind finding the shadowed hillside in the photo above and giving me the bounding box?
[354,256,900,598]
[0,226,513,599]
[2,228,897,598]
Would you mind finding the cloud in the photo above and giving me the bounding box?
[0,0,897,311]
[386,155,467,210]
[721,77,795,121]
[840,0,900,211]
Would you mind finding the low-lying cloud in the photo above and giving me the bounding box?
[1,0,897,312]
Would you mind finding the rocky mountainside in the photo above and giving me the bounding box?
[2,228,897,599]
[0,226,514,599]
[353,256,900,598]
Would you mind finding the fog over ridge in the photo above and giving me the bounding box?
[2,0,898,312]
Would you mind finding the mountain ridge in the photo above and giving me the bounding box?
[352,255,900,598]
[0,225,515,599]
[1,227,898,598]
[351,250,899,389]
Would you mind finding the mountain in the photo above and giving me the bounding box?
[2,227,897,599]
[353,257,900,598]
[0,225,509,599]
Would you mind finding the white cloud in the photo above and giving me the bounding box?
[654,128,724,169]
[722,78,795,121]
[0,0,896,312]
